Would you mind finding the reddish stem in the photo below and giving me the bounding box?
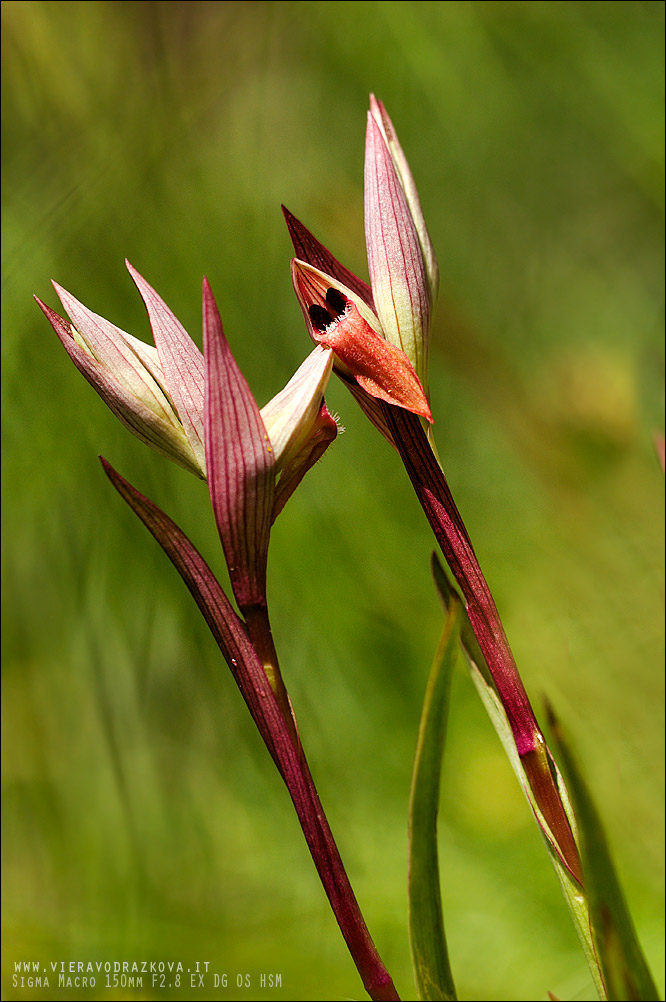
[104,460,400,1001]
[383,406,581,884]
[242,604,400,1001]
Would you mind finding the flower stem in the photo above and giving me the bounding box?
[243,605,400,1001]
[105,460,400,1001]
[244,603,299,743]
[383,405,581,884]
[291,748,400,1000]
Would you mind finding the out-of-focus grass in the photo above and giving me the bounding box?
[2,2,663,1000]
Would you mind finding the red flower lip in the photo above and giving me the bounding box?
[292,261,432,423]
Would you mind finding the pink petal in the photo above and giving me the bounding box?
[36,297,202,476]
[365,113,431,386]
[126,261,206,471]
[202,278,275,613]
[272,402,338,521]
[52,282,174,423]
[369,95,439,302]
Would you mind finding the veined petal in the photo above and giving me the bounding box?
[53,282,177,425]
[272,402,339,522]
[369,95,439,302]
[260,345,334,470]
[291,260,432,422]
[127,261,206,472]
[282,206,374,310]
[36,297,204,477]
[203,277,275,613]
[365,110,431,387]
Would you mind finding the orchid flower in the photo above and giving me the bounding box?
[287,95,438,438]
[36,262,336,516]
[285,97,584,892]
[36,268,399,1001]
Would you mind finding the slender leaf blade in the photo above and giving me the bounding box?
[431,554,606,1000]
[547,707,660,1002]
[99,457,284,758]
[408,594,461,1001]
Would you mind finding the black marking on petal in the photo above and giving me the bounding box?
[326,287,347,317]
[309,304,332,332]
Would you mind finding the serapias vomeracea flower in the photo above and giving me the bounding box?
[43,267,398,1000]
[36,262,336,520]
[286,94,437,432]
[285,97,583,887]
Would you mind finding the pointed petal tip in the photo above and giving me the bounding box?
[99,456,125,488]
[126,260,149,290]
[50,281,80,313]
[50,280,77,314]
[282,204,299,230]
[370,93,390,121]
[202,276,223,335]
[35,294,56,322]
[125,260,155,298]
[35,295,70,334]
[421,402,434,424]
[124,259,141,285]
[126,260,152,298]
[281,204,298,233]
[368,95,393,141]
[35,295,59,323]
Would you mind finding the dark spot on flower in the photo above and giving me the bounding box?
[309,304,332,332]
[326,288,347,316]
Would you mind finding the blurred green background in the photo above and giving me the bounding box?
[2,2,663,1000]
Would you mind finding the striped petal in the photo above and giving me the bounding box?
[272,401,339,522]
[36,295,204,477]
[203,277,275,614]
[52,283,175,425]
[127,261,206,473]
[369,95,439,302]
[365,108,431,388]
[260,345,334,470]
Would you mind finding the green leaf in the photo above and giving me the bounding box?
[431,555,606,1000]
[408,592,461,1001]
[547,705,661,1002]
